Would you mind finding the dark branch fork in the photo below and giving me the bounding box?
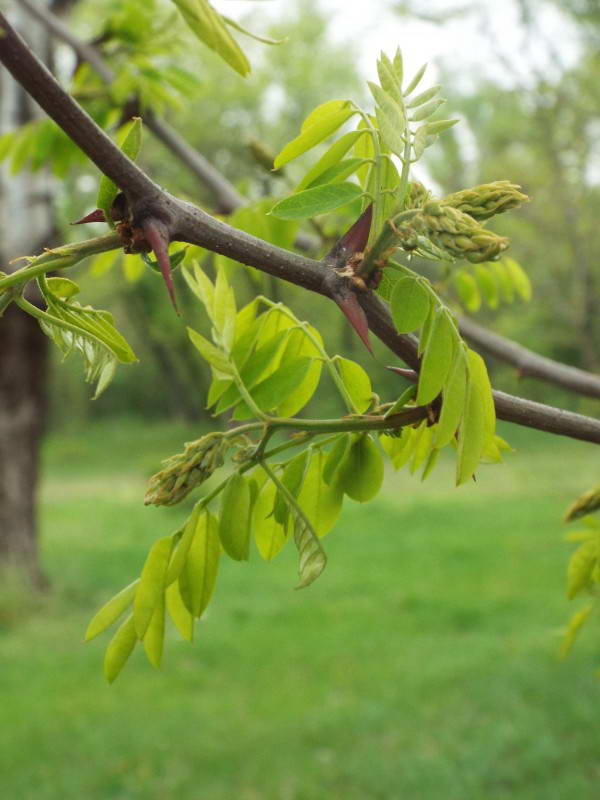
[1,12,599,444]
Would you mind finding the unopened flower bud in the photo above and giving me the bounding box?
[443,181,529,221]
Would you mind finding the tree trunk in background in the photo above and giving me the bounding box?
[0,6,55,587]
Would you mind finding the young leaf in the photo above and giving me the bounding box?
[560,605,593,658]
[336,357,372,413]
[166,580,194,642]
[133,535,174,639]
[435,350,468,448]
[274,450,310,524]
[166,507,201,585]
[295,129,367,191]
[234,356,313,418]
[296,449,344,537]
[85,579,139,642]
[294,514,327,589]
[456,375,485,486]
[170,0,250,77]
[253,480,289,561]
[270,182,363,220]
[274,100,356,169]
[416,310,456,405]
[104,613,137,684]
[143,593,166,669]
[390,277,432,333]
[567,540,597,600]
[337,435,384,503]
[323,434,351,484]
[219,474,251,560]
[503,257,532,301]
[404,63,428,96]
[187,328,234,375]
[97,118,142,221]
[474,264,499,308]
[183,262,215,319]
[46,277,80,299]
[304,158,365,189]
[453,269,481,312]
[183,510,220,616]
[406,85,441,109]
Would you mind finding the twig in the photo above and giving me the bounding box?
[1,12,600,446]
[458,315,600,400]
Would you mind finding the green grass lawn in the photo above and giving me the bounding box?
[1,417,600,799]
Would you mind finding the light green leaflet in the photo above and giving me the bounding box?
[390,277,432,333]
[104,614,137,684]
[169,0,250,77]
[416,310,456,405]
[85,579,139,642]
[97,118,142,222]
[133,535,174,638]
[166,580,194,642]
[336,357,372,413]
[295,130,367,191]
[274,100,356,169]
[253,480,289,561]
[337,435,384,503]
[219,474,251,560]
[143,594,166,669]
[296,450,344,537]
[270,182,362,220]
[182,511,220,616]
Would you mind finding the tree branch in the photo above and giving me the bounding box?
[1,12,599,445]
[458,315,600,400]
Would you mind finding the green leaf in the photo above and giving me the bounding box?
[456,354,491,486]
[304,158,365,189]
[183,262,215,319]
[166,580,194,641]
[567,540,597,600]
[368,82,405,156]
[384,384,417,418]
[406,85,441,108]
[275,324,324,417]
[143,593,165,669]
[416,310,456,405]
[183,510,220,616]
[219,474,251,560]
[187,327,233,375]
[221,15,287,45]
[46,277,80,299]
[376,52,403,104]
[409,421,434,474]
[502,257,532,301]
[435,350,468,448]
[560,605,593,658]
[354,117,375,190]
[390,277,432,333]
[165,508,200,585]
[253,480,288,561]
[274,450,310,525]
[380,427,416,470]
[133,535,173,638]
[234,355,313,419]
[297,449,344,537]
[490,260,515,303]
[474,264,499,308]
[274,100,356,169]
[336,357,372,413]
[453,269,481,312]
[104,613,137,684]
[337,435,384,503]
[468,349,496,440]
[85,579,139,642]
[404,63,428,96]
[410,98,445,122]
[393,48,404,86]
[423,119,459,135]
[97,118,142,221]
[323,435,351,485]
[293,514,327,589]
[170,0,250,77]
[213,265,236,351]
[270,182,363,220]
[295,129,367,191]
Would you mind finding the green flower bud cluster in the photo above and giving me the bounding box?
[144,432,227,506]
[405,180,431,209]
[564,482,600,522]
[410,201,509,263]
[442,181,529,221]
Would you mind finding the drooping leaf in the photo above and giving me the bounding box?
[219,474,251,560]
[474,264,499,308]
[337,435,384,503]
[560,605,593,658]
[435,350,468,448]
[416,310,456,405]
[453,269,481,312]
[293,513,327,589]
[304,158,366,189]
[166,579,194,641]
[165,507,201,585]
[567,540,598,600]
[133,535,174,639]
[104,613,137,684]
[390,276,432,333]
[270,182,363,220]
[170,0,250,77]
[187,327,234,375]
[143,593,166,669]
[503,257,532,301]
[183,510,220,616]
[456,375,486,486]
[85,579,139,642]
[253,480,289,561]
[296,449,344,537]
[296,129,367,191]
[234,355,313,419]
[323,434,351,485]
[274,450,310,525]
[336,357,372,413]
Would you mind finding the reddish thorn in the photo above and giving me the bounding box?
[333,290,372,353]
[387,366,418,383]
[324,203,373,267]
[142,219,179,314]
[71,208,106,225]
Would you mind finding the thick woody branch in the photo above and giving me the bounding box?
[1,12,599,445]
[458,315,600,400]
